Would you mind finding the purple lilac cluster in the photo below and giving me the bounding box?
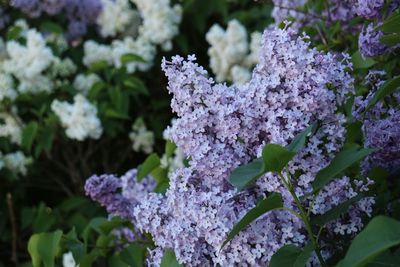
[64,0,102,40]
[353,71,400,174]
[84,169,155,222]
[352,0,385,19]
[122,26,373,266]
[358,23,389,57]
[363,111,400,172]
[10,0,102,40]
[10,0,65,17]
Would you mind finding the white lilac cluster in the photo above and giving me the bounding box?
[0,21,77,96]
[206,20,261,84]
[86,26,374,266]
[83,0,181,73]
[0,72,17,101]
[62,252,78,267]
[1,151,31,176]
[51,94,103,141]
[0,111,23,145]
[129,118,154,154]
[132,0,182,51]
[73,73,101,95]
[97,0,136,37]
[82,37,156,73]
[3,28,55,94]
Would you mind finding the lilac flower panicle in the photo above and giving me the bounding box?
[126,26,372,266]
[363,111,400,172]
[358,23,389,57]
[85,169,155,222]
[10,0,42,17]
[352,70,400,174]
[64,0,102,39]
[352,0,385,19]
[11,0,102,40]
[84,24,372,266]
[84,173,135,220]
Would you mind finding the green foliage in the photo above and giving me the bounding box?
[137,153,161,181]
[269,243,314,267]
[337,216,400,267]
[262,144,296,172]
[229,158,264,190]
[28,230,63,267]
[221,193,283,248]
[365,75,400,112]
[160,249,183,267]
[312,145,374,191]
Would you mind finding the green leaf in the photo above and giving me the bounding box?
[337,216,400,267]
[89,60,109,73]
[160,249,182,267]
[366,251,400,267]
[313,145,374,191]
[40,21,63,34]
[312,194,364,226]
[286,124,317,153]
[104,109,130,120]
[294,243,315,267]
[120,53,146,64]
[380,34,400,46]
[378,11,400,34]
[33,203,56,233]
[352,51,376,69]
[221,193,283,248]
[137,154,160,181]
[6,26,22,41]
[165,140,177,158]
[28,230,63,267]
[118,243,146,267]
[62,228,85,264]
[365,76,400,112]
[229,158,264,191]
[262,144,296,172]
[269,245,302,267]
[22,122,39,151]
[123,77,149,96]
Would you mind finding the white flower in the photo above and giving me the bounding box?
[50,58,77,78]
[129,118,154,154]
[205,20,261,84]
[0,72,17,101]
[3,151,30,176]
[0,111,22,145]
[82,40,113,67]
[230,65,252,85]
[131,0,182,51]
[51,94,103,141]
[4,29,55,93]
[97,0,135,37]
[73,74,101,95]
[111,36,156,73]
[62,252,78,267]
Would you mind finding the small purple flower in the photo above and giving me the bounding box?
[353,0,385,19]
[84,174,135,220]
[10,0,42,17]
[358,23,389,57]
[363,111,400,173]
